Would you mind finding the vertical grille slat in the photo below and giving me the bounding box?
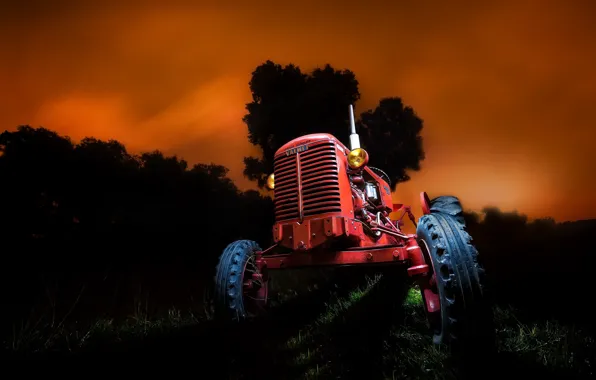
[274,140,342,222]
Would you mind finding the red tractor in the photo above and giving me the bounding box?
[214,105,493,347]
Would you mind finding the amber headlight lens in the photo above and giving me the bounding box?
[266,173,275,189]
[347,148,369,169]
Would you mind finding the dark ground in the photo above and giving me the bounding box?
[3,268,594,380]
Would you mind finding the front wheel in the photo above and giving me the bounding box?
[416,196,494,349]
[214,240,269,321]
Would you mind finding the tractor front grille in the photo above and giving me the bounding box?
[274,140,342,222]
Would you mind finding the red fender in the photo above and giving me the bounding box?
[420,192,431,215]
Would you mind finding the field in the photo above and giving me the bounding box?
[5,268,594,379]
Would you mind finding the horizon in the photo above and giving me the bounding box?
[4,124,594,227]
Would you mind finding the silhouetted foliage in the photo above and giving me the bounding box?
[463,207,596,325]
[0,125,273,338]
[358,98,425,185]
[242,60,425,189]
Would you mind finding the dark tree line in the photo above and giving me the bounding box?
[464,208,596,325]
[0,126,274,333]
[0,126,274,253]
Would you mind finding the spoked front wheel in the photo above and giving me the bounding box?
[214,240,269,321]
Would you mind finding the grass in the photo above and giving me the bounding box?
[493,307,595,372]
[9,306,203,353]
[4,272,595,379]
[382,287,451,380]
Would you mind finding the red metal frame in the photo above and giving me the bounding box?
[256,232,428,274]
[262,246,404,269]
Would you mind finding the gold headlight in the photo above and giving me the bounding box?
[347,148,369,169]
[266,173,275,189]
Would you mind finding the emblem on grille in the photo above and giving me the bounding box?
[285,144,308,156]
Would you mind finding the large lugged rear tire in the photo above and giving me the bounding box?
[214,240,269,321]
[416,196,494,349]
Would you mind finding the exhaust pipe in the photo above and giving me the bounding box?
[349,104,360,150]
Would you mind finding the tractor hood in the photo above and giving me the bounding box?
[274,133,350,159]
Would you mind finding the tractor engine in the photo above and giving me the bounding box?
[350,170,386,213]
[349,166,396,234]
[365,182,381,205]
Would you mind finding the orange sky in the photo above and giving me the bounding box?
[1,1,595,222]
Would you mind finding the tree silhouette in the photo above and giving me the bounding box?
[243,61,360,188]
[242,60,425,190]
[358,98,425,187]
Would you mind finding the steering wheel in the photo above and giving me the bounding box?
[369,166,391,187]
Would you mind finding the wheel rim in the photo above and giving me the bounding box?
[241,254,269,317]
[418,238,442,337]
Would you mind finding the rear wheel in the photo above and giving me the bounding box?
[214,240,269,321]
[416,196,494,349]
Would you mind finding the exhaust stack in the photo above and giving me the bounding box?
[348,104,360,150]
